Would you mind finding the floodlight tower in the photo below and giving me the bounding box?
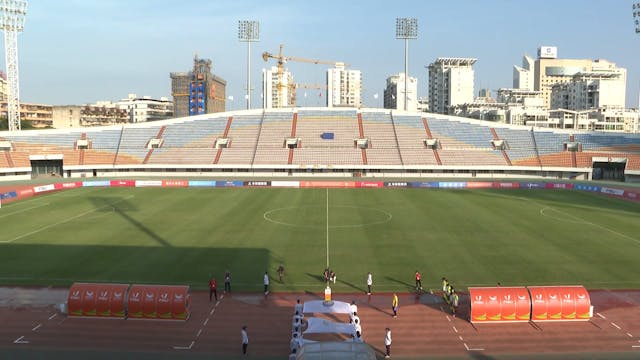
[238,20,260,110]
[0,0,27,131]
[396,17,417,111]
[634,2,640,113]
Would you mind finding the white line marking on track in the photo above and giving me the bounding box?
[173,341,195,350]
[632,345,640,348]
[196,329,202,338]
[596,312,606,319]
[627,333,633,338]
[469,347,485,351]
[611,322,622,330]
[453,326,458,333]
[13,336,29,344]
[446,316,451,322]
[215,300,220,306]
[48,313,57,320]
[32,324,42,331]
[458,336,464,341]
[204,318,209,326]
[210,308,215,316]
[463,343,469,351]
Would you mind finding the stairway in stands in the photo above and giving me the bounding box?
[422,117,442,165]
[569,134,577,167]
[287,112,298,165]
[143,125,166,164]
[357,112,368,165]
[214,116,234,164]
[78,133,86,166]
[490,128,512,166]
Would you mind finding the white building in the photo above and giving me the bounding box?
[383,73,417,111]
[327,64,362,108]
[550,60,626,111]
[115,94,173,123]
[427,57,477,114]
[262,66,295,109]
[513,55,534,91]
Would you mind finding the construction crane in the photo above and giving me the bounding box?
[262,44,348,107]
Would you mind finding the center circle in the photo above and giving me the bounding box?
[263,205,392,229]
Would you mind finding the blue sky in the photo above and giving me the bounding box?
[6,0,640,109]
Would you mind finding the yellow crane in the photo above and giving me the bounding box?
[262,44,348,107]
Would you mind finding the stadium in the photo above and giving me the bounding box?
[0,107,640,359]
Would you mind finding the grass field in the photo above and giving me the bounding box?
[0,186,639,292]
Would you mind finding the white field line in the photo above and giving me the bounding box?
[0,202,50,219]
[0,195,134,244]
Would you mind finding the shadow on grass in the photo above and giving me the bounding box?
[384,276,413,292]
[339,279,366,294]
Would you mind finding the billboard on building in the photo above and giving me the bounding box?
[538,46,558,59]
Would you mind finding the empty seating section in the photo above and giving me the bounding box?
[392,115,438,165]
[1,110,639,173]
[573,133,640,152]
[427,118,494,148]
[253,111,292,165]
[494,128,539,165]
[149,117,226,165]
[217,114,262,165]
[293,110,361,165]
[361,112,402,165]
[116,126,163,164]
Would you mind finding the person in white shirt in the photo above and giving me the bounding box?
[353,331,363,343]
[366,272,373,295]
[289,349,297,360]
[290,332,302,352]
[241,325,249,355]
[353,317,362,337]
[263,271,270,294]
[294,299,303,314]
[350,300,358,316]
[384,327,392,358]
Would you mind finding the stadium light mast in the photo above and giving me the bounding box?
[396,17,417,111]
[238,20,260,110]
[0,0,27,131]
[634,2,640,116]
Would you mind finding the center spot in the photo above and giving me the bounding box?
[263,205,392,228]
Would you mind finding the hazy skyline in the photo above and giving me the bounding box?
[5,0,639,109]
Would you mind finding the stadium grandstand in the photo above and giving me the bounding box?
[0,107,639,182]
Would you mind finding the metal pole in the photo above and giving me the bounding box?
[247,41,251,110]
[404,37,409,111]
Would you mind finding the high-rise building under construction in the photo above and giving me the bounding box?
[170,55,227,118]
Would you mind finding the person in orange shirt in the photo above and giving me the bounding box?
[415,271,423,292]
[392,293,399,318]
[209,277,217,302]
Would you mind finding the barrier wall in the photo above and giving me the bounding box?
[127,285,190,320]
[469,287,531,323]
[469,285,592,323]
[529,286,591,321]
[67,283,129,318]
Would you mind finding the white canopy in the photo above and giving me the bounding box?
[303,300,352,314]
[304,317,356,335]
[297,341,376,360]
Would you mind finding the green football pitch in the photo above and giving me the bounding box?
[0,186,639,292]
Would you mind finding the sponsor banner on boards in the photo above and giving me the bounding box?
[83,180,111,187]
[600,187,625,196]
[110,180,135,187]
[0,191,17,200]
[574,184,601,192]
[408,182,439,188]
[162,180,189,187]
[33,184,55,193]
[215,181,244,188]
[244,181,271,187]
[54,182,82,190]
[188,180,217,187]
[271,181,300,188]
[135,180,162,187]
[384,182,408,188]
[520,182,545,189]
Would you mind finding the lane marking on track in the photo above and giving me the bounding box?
[446,316,451,322]
[204,318,209,326]
[632,345,640,348]
[469,347,485,351]
[627,333,633,338]
[458,336,463,341]
[48,313,57,320]
[453,326,458,333]
[611,322,622,330]
[196,329,203,338]
[32,324,42,331]
[13,336,29,344]
[596,312,606,319]
[210,308,215,316]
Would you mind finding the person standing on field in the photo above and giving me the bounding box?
[224,270,231,293]
[209,277,218,302]
[451,289,460,317]
[392,293,399,318]
[277,264,285,282]
[415,270,423,292]
[263,271,270,295]
[384,327,392,358]
[366,272,373,295]
[241,325,248,355]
